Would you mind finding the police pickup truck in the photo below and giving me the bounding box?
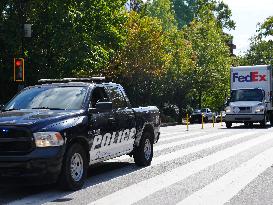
[0,78,160,190]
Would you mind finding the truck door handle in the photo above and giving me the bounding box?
[128,115,134,120]
[108,118,117,125]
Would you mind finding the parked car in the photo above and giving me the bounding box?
[190,108,213,123]
[0,77,160,190]
[215,111,226,122]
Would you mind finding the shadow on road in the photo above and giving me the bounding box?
[0,160,141,205]
[220,124,272,130]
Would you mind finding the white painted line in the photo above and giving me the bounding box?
[153,131,259,165]
[159,131,203,142]
[155,132,226,151]
[108,131,225,162]
[108,131,257,163]
[177,145,273,205]
[88,132,273,205]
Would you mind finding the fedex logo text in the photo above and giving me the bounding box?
[233,72,266,82]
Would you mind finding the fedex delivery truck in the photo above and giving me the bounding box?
[225,65,273,128]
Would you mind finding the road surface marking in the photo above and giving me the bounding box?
[177,145,273,205]
[88,132,273,205]
[155,132,227,151]
[153,131,260,165]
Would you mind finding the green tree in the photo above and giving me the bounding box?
[183,6,232,110]
[145,0,177,31]
[0,0,127,102]
[107,11,171,106]
[238,16,273,66]
[172,0,235,30]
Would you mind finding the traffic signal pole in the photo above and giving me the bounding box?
[20,0,25,57]
[17,0,25,91]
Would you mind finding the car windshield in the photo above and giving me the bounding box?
[230,89,264,102]
[4,86,87,110]
[201,109,207,112]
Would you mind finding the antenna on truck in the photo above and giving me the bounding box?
[38,77,106,84]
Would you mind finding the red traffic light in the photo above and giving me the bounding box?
[15,60,22,67]
[13,58,24,82]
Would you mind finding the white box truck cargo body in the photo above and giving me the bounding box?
[225,65,273,128]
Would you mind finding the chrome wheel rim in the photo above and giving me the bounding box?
[70,153,83,182]
[144,138,152,161]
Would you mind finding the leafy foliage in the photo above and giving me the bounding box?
[183,6,231,110]
[238,16,273,66]
[172,0,235,30]
[1,0,239,121]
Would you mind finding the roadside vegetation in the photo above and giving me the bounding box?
[0,0,272,123]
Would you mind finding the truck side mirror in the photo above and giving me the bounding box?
[0,104,4,110]
[225,98,230,106]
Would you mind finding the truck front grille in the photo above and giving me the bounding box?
[238,107,252,113]
[0,127,33,155]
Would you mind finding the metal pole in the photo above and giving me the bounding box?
[202,113,204,129]
[186,113,189,131]
[212,113,215,128]
[20,0,25,57]
[220,112,223,126]
[18,0,25,91]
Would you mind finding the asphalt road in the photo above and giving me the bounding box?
[2,122,273,205]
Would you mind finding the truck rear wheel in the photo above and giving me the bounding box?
[260,115,267,127]
[58,143,88,190]
[226,122,232,128]
[269,113,273,126]
[134,131,153,166]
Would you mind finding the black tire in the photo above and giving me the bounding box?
[58,143,88,191]
[269,113,273,126]
[226,122,232,128]
[133,132,153,166]
[260,115,267,128]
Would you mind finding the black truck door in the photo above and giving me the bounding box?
[105,85,136,154]
[89,86,116,163]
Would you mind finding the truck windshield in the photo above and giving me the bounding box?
[4,86,87,110]
[230,89,264,102]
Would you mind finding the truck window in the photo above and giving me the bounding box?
[4,86,87,110]
[230,89,264,102]
[90,87,108,108]
[105,86,127,109]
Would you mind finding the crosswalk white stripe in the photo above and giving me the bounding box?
[159,131,203,142]
[155,132,227,151]
[109,131,257,163]
[153,130,260,165]
[177,145,273,205]
[88,132,273,205]
[108,131,225,162]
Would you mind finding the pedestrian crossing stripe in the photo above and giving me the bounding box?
[88,132,273,205]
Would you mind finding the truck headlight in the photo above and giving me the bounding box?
[225,106,231,113]
[255,106,265,113]
[33,132,64,147]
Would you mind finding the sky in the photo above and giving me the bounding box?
[222,0,273,55]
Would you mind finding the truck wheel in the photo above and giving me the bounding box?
[58,143,87,190]
[269,114,273,126]
[134,132,153,166]
[226,122,232,128]
[260,115,267,128]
